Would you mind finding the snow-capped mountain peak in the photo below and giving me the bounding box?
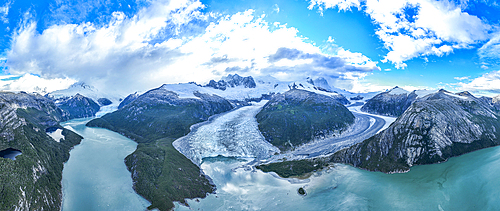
[387,86,409,95]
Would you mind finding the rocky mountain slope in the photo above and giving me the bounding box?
[480,94,500,112]
[205,73,256,90]
[256,89,355,151]
[49,82,122,105]
[361,86,417,117]
[86,85,233,211]
[0,92,82,210]
[55,94,100,119]
[361,87,437,117]
[97,98,112,106]
[150,74,352,105]
[118,92,139,109]
[332,90,500,173]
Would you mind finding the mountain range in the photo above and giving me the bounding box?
[3,74,500,210]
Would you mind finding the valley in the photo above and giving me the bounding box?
[3,1,500,210]
[3,74,500,211]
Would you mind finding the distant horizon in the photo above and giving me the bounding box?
[2,72,500,99]
[1,0,500,96]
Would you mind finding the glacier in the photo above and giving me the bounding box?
[173,100,280,166]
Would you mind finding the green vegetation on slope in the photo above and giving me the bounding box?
[125,138,215,209]
[86,88,232,211]
[0,107,82,211]
[256,159,328,178]
[256,89,354,151]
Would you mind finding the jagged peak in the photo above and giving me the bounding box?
[421,89,471,101]
[387,86,409,95]
[69,82,95,91]
[411,89,437,99]
[206,74,256,90]
[492,94,500,103]
[73,93,85,99]
[456,91,476,98]
[312,77,332,91]
[159,84,169,89]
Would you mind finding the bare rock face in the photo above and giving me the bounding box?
[56,93,100,119]
[205,74,256,90]
[361,86,417,117]
[332,90,500,173]
[97,98,112,106]
[489,94,500,111]
[118,92,139,109]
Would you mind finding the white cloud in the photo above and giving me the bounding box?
[456,70,500,95]
[401,85,433,92]
[5,0,381,95]
[349,80,392,93]
[0,1,10,24]
[308,0,491,68]
[0,74,76,94]
[454,76,469,81]
[327,36,335,43]
[6,0,206,96]
[478,32,500,63]
[308,0,361,13]
[273,4,280,13]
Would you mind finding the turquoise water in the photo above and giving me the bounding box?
[59,116,500,211]
[61,118,150,211]
[176,145,500,211]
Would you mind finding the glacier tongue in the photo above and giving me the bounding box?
[173,100,280,166]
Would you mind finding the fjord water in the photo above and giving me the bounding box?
[173,104,500,210]
[59,107,500,210]
[176,145,500,211]
[61,118,150,211]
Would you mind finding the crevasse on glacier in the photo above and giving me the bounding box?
[173,100,280,165]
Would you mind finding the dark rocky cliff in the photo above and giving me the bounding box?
[332,90,500,173]
[205,74,256,90]
[361,86,417,117]
[118,92,139,109]
[56,94,100,119]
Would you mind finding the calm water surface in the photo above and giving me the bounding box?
[61,118,150,211]
[175,143,500,211]
[0,148,22,160]
[60,115,500,211]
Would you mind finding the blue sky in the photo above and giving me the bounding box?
[1,0,500,96]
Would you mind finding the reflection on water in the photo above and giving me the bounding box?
[61,118,150,211]
[176,145,500,211]
[0,148,22,161]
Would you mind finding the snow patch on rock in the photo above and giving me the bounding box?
[47,129,64,142]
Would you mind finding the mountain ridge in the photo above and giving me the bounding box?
[85,85,234,211]
[331,89,500,173]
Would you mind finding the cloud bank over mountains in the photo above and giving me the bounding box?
[3,0,379,95]
[1,0,500,96]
